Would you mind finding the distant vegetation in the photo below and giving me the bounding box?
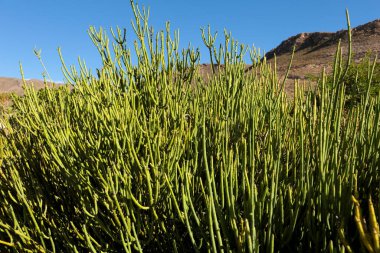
[333,52,380,107]
[0,92,13,116]
[0,2,379,252]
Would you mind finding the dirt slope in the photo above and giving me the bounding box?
[263,19,380,95]
[0,77,53,95]
[1,20,379,99]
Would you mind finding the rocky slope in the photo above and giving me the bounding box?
[265,19,380,60]
[1,20,379,98]
[0,77,51,95]
[262,19,380,94]
[0,78,59,109]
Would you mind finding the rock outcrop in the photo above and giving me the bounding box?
[265,19,380,60]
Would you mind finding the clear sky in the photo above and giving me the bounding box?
[0,0,379,82]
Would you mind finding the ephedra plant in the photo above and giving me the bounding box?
[0,1,379,252]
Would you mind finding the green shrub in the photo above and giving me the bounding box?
[342,53,380,107]
[0,3,379,253]
[324,51,380,108]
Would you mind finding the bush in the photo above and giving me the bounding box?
[325,52,380,108]
[345,54,380,107]
[0,3,379,253]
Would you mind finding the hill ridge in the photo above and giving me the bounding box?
[265,19,380,60]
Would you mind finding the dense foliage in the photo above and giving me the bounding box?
[337,53,380,107]
[0,3,379,252]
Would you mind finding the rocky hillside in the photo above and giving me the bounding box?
[0,78,59,109]
[262,19,380,94]
[265,19,380,60]
[1,19,379,98]
[0,77,51,95]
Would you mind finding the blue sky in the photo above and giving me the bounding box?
[0,0,379,82]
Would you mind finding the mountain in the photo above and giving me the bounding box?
[0,19,379,99]
[262,19,380,94]
[0,78,58,109]
[265,19,380,60]
[0,77,55,95]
